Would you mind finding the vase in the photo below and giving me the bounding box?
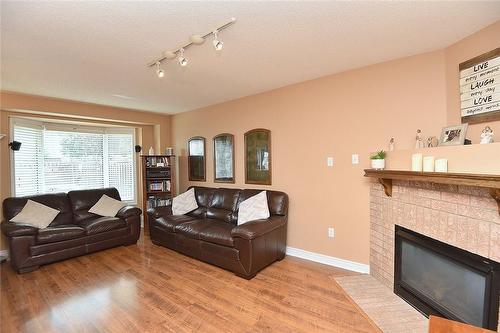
[371,159,385,170]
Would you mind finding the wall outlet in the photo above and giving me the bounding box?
[352,154,359,164]
[327,157,334,167]
[328,227,335,238]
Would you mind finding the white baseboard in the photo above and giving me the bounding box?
[286,246,370,274]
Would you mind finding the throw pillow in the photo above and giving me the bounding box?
[237,191,270,225]
[10,199,60,229]
[172,188,198,215]
[88,194,126,217]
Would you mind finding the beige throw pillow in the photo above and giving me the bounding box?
[10,199,60,229]
[88,194,126,217]
[172,188,198,215]
[237,191,270,225]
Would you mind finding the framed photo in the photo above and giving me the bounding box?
[438,124,468,146]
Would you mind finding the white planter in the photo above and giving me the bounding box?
[371,159,385,170]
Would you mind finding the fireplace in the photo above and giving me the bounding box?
[394,225,500,330]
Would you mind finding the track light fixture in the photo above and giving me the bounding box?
[156,62,165,78]
[212,30,223,51]
[147,17,236,77]
[178,48,188,67]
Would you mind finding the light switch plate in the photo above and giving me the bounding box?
[328,227,335,238]
[352,154,359,164]
[327,157,334,167]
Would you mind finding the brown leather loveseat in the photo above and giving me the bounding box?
[148,186,288,279]
[1,188,141,273]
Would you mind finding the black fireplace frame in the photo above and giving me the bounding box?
[394,225,500,330]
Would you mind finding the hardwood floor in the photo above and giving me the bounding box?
[1,232,381,333]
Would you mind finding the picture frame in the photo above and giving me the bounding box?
[244,128,271,185]
[188,136,206,181]
[213,133,235,183]
[438,124,468,146]
[459,48,500,125]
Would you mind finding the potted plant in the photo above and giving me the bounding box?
[370,150,386,170]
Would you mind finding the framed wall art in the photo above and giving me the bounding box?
[244,128,271,185]
[188,136,206,181]
[459,48,500,124]
[213,133,235,183]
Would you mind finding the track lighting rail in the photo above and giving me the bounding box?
[147,17,236,68]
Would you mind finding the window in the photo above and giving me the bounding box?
[12,119,136,202]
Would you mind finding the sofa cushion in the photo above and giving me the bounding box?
[37,225,86,244]
[238,189,288,217]
[79,216,127,235]
[199,222,235,247]
[155,215,198,233]
[185,187,216,218]
[190,186,215,208]
[172,188,198,215]
[237,191,270,225]
[89,194,126,217]
[10,200,60,229]
[68,188,121,224]
[3,192,73,227]
[206,188,240,223]
[174,219,216,239]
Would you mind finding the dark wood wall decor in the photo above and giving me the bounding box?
[364,169,500,215]
[245,129,271,185]
[188,136,206,181]
[213,133,235,183]
[459,48,500,124]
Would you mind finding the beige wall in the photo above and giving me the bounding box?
[0,91,172,250]
[171,22,500,265]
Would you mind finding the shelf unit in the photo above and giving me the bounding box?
[364,169,500,215]
[141,155,176,229]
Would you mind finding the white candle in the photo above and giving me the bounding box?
[435,159,448,172]
[423,156,435,172]
[411,153,423,171]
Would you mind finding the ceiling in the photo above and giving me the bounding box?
[1,2,499,114]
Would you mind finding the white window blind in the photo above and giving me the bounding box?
[12,120,136,202]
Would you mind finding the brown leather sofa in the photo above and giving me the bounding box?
[1,188,141,273]
[148,186,288,279]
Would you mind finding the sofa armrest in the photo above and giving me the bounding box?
[231,216,286,240]
[1,220,39,237]
[147,205,173,219]
[116,206,142,219]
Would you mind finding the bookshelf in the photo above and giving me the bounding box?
[141,155,176,229]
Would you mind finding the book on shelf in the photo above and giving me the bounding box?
[145,156,170,167]
[146,196,172,209]
[148,180,171,192]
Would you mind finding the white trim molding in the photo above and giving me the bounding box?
[286,246,370,274]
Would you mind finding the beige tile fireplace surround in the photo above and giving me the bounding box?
[369,179,500,332]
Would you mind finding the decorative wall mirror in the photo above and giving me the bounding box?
[188,136,206,181]
[244,129,271,185]
[213,133,235,183]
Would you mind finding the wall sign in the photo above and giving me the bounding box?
[459,48,500,124]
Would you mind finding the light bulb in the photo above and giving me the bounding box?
[213,30,223,51]
[156,62,164,78]
[178,48,188,67]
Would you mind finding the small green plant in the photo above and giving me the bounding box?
[370,150,386,160]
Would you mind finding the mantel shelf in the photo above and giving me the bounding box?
[364,169,500,215]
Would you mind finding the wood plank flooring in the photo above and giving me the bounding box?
[1,232,381,333]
